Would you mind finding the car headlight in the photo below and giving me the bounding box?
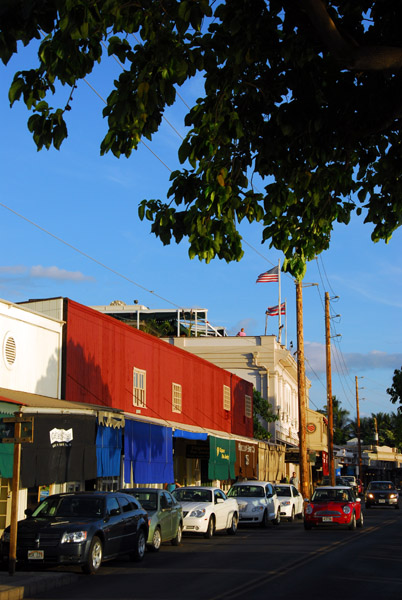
[61,531,88,544]
[342,506,351,515]
[281,501,291,506]
[252,506,264,512]
[305,505,313,515]
[189,508,206,518]
[367,493,374,499]
[390,494,398,499]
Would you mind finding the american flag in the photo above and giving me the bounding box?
[266,302,286,316]
[256,266,279,283]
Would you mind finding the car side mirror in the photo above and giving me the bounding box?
[24,508,33,517]
[216,498,224,504]
[109,508,120,516]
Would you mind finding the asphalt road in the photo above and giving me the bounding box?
[25,507,402,600]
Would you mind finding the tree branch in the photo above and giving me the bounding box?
[301,0,402,71]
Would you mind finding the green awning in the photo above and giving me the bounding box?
[208,436,236,481]
[0,403,19,478]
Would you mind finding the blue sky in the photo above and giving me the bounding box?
[1,41,401,423]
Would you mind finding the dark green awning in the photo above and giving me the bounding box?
[208,436,236,481]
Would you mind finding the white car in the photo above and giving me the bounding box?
[172,486,239,538]
[227,481,281,527]
[275,483,304,521]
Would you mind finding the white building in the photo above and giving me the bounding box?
[0,298,63,398]
[164,334,307,448]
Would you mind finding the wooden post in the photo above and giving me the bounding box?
[8,413,22,576]
[296,281,309,499]
[325,292,335,486]
[355,376,363,480]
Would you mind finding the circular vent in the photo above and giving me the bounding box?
[4,336,16,366]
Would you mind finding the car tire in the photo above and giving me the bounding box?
[82,536,103,575]
[227,512,238,535]
[357,511,364,528]
[272,508,281,526]
[348,512,357,530]
[304,522,312,530]
[171,523,182,546]
[395,505,400,510]
[365,504,371,509]
[289,507,295,522]
[204,516,215,539]
[260,509,270,528]
[149,527,162,552]
[131,529,146,562]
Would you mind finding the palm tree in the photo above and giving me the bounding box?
[318,397,352,445]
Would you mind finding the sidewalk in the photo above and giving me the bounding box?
[0,570,78,600]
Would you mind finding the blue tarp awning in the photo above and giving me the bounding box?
[124,420,174,484]
[173,429,208,441]
[96,424,122,477]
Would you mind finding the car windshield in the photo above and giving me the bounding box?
[173,489,213,503]
[369,482,394,491]
[228,485,265,498]
[312,489,352,502]
[275,487,291,497]
[32,496,105,518]
[131,491,158,511]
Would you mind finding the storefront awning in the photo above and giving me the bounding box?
[173,429,208,441]
[124,420,174,484]
[96,424,122,477]
[21,414,97,488]
[208,436,236,481]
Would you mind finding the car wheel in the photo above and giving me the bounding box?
[171,523,182,546]
[149,527,162,552]
[204,516,215,539]
[82,536,103,575]
[304,522,312,530]
[227,512,238,535]
[365,503,371,509]
[357,511,364,528]
[260,509,270,529]
[348,512,357,530]
[289,506,295,522]
[131,529,146,562]
[395,504,400,510]
[272,508,281,526]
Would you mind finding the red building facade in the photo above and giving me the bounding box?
[62,299,254,438]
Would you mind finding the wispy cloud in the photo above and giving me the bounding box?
[30,265,94,282]
[305,341,402,374]
[0,266,26,274]
[0,265,94,283]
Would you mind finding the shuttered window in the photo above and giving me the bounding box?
[223,385,231,411]
[133,368,146,408]
[172,383,182,413]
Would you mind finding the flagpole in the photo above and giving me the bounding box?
[265,310,268,335]
[285,298,287,347]
[278,259,281,343]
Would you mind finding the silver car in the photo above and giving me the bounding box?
[227,481,280,527]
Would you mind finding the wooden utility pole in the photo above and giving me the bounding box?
[355,376,363,481]
[9,415,22,576]
[296,281,309,499]
[325,292,335,486]
[1,412,34,576]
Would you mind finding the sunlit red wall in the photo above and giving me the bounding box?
[63,299,253,437]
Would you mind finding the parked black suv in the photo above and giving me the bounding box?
[1,491,149,574]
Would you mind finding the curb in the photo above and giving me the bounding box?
[0,572,78,600]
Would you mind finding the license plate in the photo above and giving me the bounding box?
[378,499,386,503]
[28,550,44,560]
[322,516,333,522]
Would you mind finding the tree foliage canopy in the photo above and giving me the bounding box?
[2,0,402,277]
[387,366,402,410]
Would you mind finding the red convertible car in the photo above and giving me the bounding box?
[304,486,363,530]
